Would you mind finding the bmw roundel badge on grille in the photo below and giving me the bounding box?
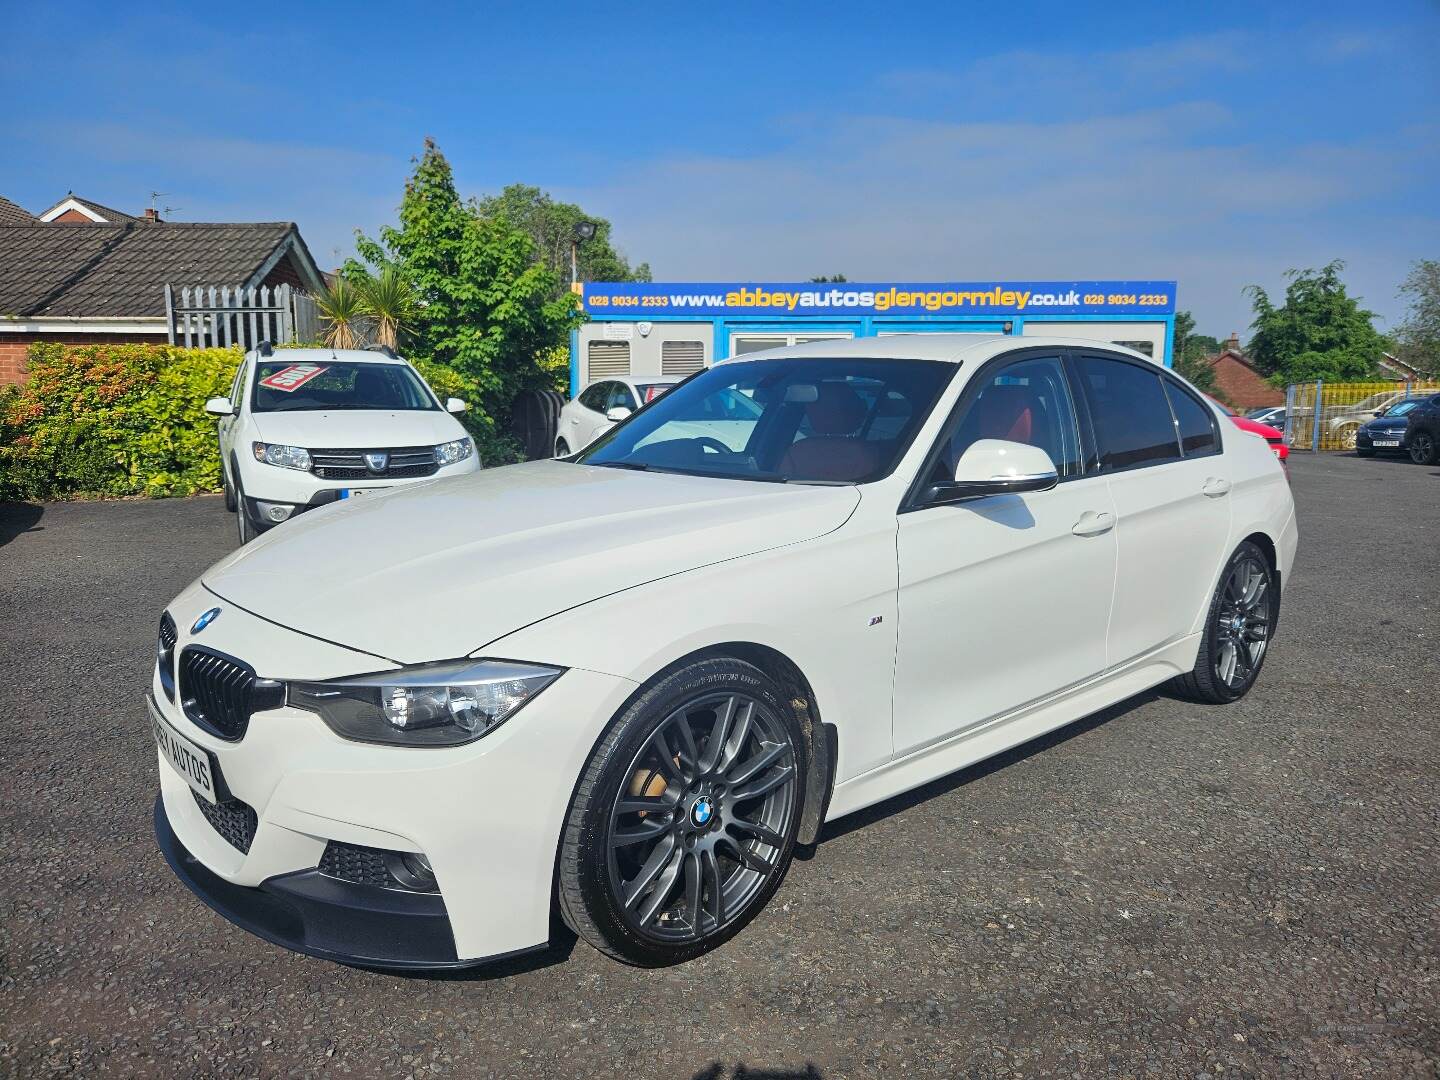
[191,607,222,634]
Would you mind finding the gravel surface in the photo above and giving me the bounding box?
[2,453,1437,1078]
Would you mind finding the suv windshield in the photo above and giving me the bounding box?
[577,357,953,484]
[251,360,438,413]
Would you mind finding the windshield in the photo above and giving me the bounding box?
[576,357,954,483]
[251,360,438,413]
[1380,400,1421,418]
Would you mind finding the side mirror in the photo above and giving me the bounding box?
[204,397,234,417]
[925,439,1059,505]
[446,397,468,414]
[606,406,632,422]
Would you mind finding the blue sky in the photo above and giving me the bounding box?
[4,0,1436,335]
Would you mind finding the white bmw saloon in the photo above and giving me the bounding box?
[150,335,1297,970]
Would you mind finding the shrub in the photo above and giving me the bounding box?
[0,344,522,502]
[0,342,239,501]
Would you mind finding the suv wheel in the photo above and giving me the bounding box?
[1410,429,1437,466]
[558,657,806,966]
[1171,541,1278,704]
[234,475,256,545]
[222,455,238,512]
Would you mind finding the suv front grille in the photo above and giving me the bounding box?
[309,445,439,481]
[178,647,281,741]
[191,789,258,853]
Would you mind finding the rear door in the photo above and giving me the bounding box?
[1071,353,1231,665]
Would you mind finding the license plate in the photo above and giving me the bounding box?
[339,487,388,499]
[1373,440,1400,447]
[149,697,223,804]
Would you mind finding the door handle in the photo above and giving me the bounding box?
[1072,510,1115,537]
[1202,477,1232,498]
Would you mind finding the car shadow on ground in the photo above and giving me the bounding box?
[0,502,43,547]
[799,689,1161,853]
[692,1064,825,1079]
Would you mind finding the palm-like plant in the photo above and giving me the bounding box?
[316,276,366,350]
[355,266,419,350]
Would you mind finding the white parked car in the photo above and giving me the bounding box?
[153,336,1297,971]
[205,345,481,544]
[555,375,683,456]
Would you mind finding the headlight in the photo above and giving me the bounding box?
[434,437,473,466]
[252,441,312,471]
[288,659,562,746]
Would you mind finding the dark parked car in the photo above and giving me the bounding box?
[1405,393,1440,465]
[1356,398,1427,457]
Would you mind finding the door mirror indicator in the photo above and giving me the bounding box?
[924,439,1059,505]
[204,397,234,417]
[606,406,632,422]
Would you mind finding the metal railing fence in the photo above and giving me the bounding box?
[1284,380,1440,450]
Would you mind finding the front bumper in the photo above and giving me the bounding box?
[151,585,639,966]
[236,454,480,532]
[154,798,505,970]
[1355,428,1407,451]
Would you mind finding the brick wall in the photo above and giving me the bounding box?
[1210,352,1284,410]
[0,333,170,386]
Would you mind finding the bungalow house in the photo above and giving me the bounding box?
[0,194,325,385]
[1203,334,1285,410]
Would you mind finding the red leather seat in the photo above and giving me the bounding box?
[975,385,1034,443]
[779,383,881,482]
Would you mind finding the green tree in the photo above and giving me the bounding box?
[1171,310,1218,393]
[352,140,582,448]
[354,266,419,350]
[1245,261,1388,383]
[1394,258,1440,375]
[809,275,849,283]
[474,184,650,288]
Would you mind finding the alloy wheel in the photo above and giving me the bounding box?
[1213,556,1272,689]
[605,692,798,943]
[1410,432,1435,465]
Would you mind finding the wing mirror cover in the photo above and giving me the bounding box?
[606,406,632,422]
[204,397,234,417]
[925,439,1059,505]
[446,397,468,414]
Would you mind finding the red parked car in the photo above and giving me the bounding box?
[1207,397,1288,462]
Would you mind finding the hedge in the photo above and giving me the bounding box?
[0,342,508,502]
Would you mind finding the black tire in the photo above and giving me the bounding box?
[234,475,256,545]
[1409,429,1438,466]
[1171,541,1278,704]
[555,439,570,458]
[558,657,807,967]
[222,455,238,511]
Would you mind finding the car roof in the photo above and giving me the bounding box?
[713,334,1157,366]
[250,347,411,367]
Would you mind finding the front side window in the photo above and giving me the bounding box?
[1164,380,1221,456]
[608,384,638,411]
[579,383,611,411]
[930,355,1083,483]
[1074,355,1181,471]
[578,357,953,484]
[251,361,437,413]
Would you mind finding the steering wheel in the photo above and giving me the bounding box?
[695,436,731,455]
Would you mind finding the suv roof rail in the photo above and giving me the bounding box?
[366,343,399,359]
[255,340,274,357]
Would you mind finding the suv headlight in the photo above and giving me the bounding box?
[434,437,473,466]
[288,659,562,746]
[252,442,312,471]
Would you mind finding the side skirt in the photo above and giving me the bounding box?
[825,633,1202,822]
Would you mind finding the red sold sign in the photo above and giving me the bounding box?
[258,364,328,392]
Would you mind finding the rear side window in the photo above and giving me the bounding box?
[1074,355,1181,471]
[1164,380,1220,457]
[579,383,610,410]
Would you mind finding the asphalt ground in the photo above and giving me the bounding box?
[1,452,1437,1078]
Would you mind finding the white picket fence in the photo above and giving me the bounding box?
[164,284,319,350]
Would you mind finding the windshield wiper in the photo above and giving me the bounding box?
[587,460,650,471]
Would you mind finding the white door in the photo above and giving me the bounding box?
[218,360,246,475]
[893,354,1117,757]
[1069,353,1232,665]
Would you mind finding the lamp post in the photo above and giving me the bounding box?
[571,220,597,286]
